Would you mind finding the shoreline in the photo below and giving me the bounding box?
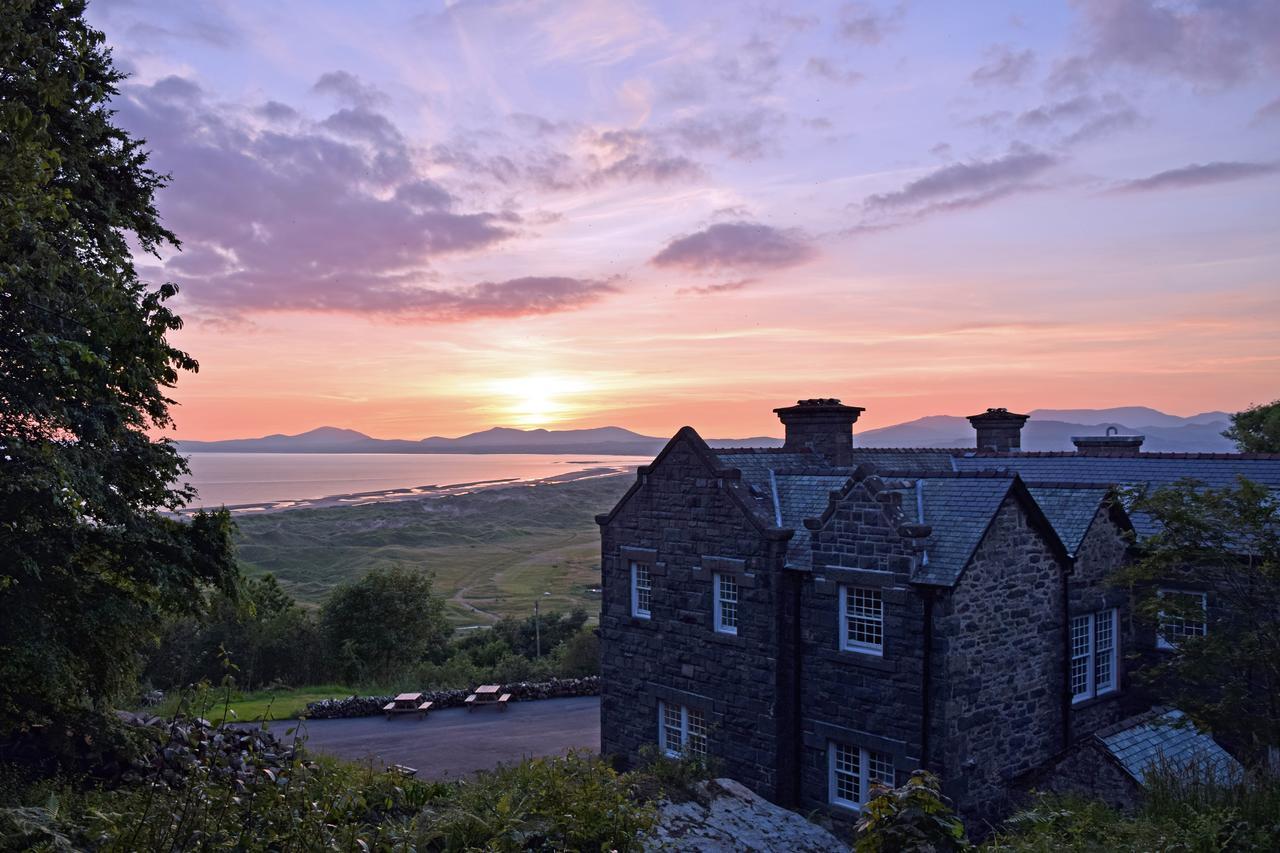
[179,463,637,516]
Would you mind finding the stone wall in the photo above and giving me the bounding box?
[1067,506,1135,741]
[304,677,601,719]
[795,475,927,818]
[598,432,792,801]
[934,496,1068,825]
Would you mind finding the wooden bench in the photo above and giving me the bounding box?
[466,684,511,712]
[383,692,433,719]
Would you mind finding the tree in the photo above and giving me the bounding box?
[0,1,237,734]
[320,567,452,683]
[556,627,600,678]
[492,607,589,659]
[144,575,326,690]
[1120,477,1280,759]
[1223,399,1280,453]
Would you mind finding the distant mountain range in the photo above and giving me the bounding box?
[176,407,1237,455]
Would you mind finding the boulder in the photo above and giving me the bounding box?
[649,778,850,852]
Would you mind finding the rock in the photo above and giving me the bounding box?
[649,778,850,852]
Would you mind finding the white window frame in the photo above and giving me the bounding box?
[630,560,652,619]
[828,741,895,811]
[657,701,707,758]
[1070,608,1119,704]
[1156,589,1207,650]
[713,572,738,635]
[839,585,884,656]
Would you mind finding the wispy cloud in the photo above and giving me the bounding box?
[838,2,905,44]
[863,145,1058,212]
[1110,161,1280,193]
[676,278,757,297]
[1072,0,1280,85]
[971,45,1035,86]
[652,223,816,273]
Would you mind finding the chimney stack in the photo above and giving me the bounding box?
[1071,427,1145,457]
[773,398,865,466]
[967,407,1030,452]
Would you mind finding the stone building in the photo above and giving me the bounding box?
[596,399,1280,826]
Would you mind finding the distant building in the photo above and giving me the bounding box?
[596,399,1280,824]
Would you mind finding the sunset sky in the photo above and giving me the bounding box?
[89,0,1280,440]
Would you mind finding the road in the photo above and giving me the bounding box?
[287,696,601,779]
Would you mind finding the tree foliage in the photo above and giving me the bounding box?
[145,575,326,691]
[855,770,969,852]
[1223,399,1280,453]
[320,566,453,683]
[1119,477,1280,757]
[0,0,237,732]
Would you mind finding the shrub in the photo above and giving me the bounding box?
[855,770,969,852]
[418,751,656,851]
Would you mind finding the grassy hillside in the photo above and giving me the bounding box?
[233,474,633,625]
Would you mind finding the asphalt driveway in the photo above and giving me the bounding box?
[287,696,601,779]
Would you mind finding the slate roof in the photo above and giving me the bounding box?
[909,477,1018,586]
[1025,486,1112,556]
[712,441,1277,581]
[849,448,959,473]
[950,453,1280,490]
[714,446,1027,585]
[1096,708,1242,786]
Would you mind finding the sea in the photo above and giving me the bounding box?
[179,452,648,511]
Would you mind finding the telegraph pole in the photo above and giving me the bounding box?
[534,598,541,658]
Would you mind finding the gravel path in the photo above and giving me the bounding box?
[287,696,601,779]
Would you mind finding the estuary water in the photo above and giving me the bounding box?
[180,452,647,510]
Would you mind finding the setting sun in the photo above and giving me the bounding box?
[488,375,593,427]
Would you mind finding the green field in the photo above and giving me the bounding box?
[152,684,362,723]
[233,474,633,625]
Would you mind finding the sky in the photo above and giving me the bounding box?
[87,0,1280,440]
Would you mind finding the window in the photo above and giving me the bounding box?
[828,742,895,810]
[714,572,738,634]
[630,560,652,619]
[1071,609,1119,703]
[840,586,884,655]
[1157,589,1207,650]
[658,702,706,758]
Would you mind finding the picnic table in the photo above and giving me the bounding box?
[382,692,433,720]
[464,683,512,712]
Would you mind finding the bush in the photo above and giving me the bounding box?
[855,770,969,852]
[419,750,655,851]
[1,724,653,851]
[990,765,1280,852]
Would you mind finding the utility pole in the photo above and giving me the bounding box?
[534,598,541,659]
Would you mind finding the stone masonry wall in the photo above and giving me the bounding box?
[795,477,927,818]
[1067,507,1135,741]
[598,434,790,800]
[934,497,1068,826]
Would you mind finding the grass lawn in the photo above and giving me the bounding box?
[150,684,362,722]
[233,474,632,625]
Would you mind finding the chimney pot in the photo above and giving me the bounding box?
[967,407,1030,452]
[773,398,865,466]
